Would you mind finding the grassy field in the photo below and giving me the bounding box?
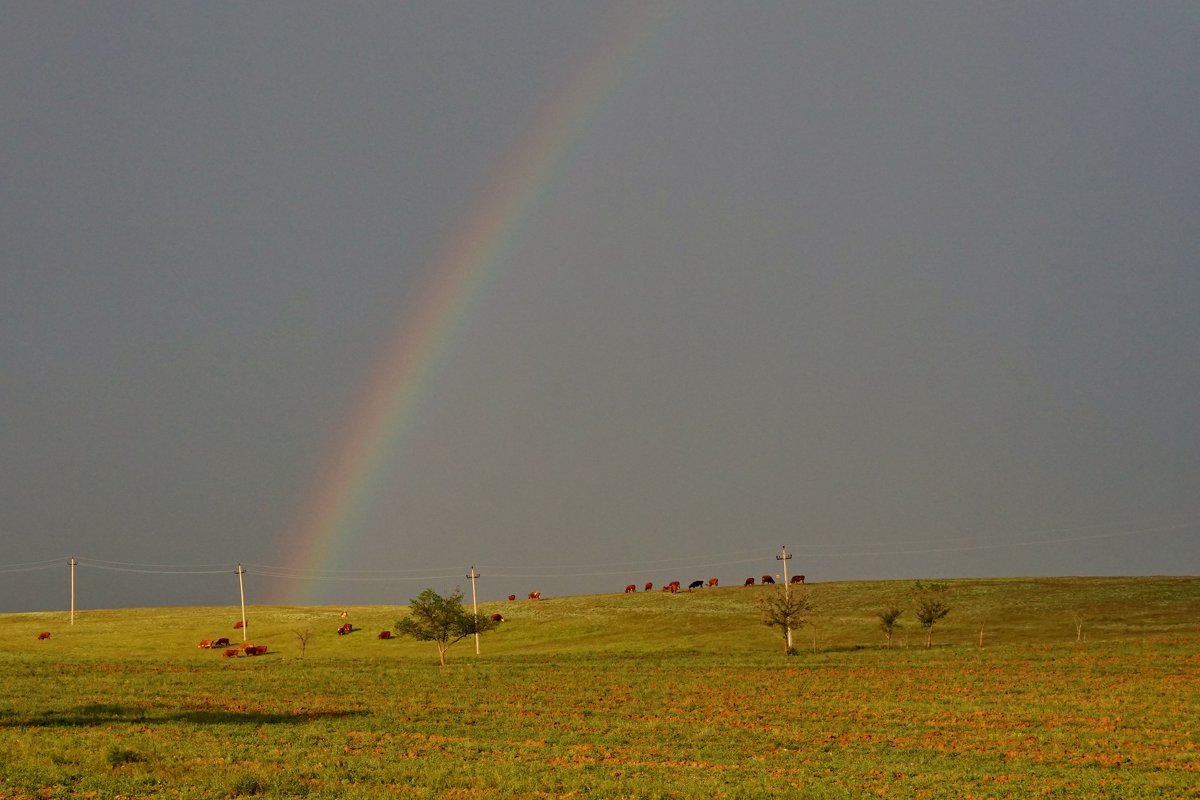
[1,577,1197,798]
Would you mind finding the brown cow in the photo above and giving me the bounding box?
[790,575,805,584]
[507,594,517,601]
[707,577,719,587]
[244,645,268,656]
[214,637,230,647]
[37,631,51,640]
[744,577,755,586]
[489,613,505,623]
[337,623,353,635]
[624,584,637,593]
[644,582,653,592]
[222,648,239,658]
[761,575,775,584]
[667,580,681,594]
[198,639,213,649]
[528,591,541,600]
[233,620,245,629]
[378,630,392,640]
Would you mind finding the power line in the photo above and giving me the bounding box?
[74,561,233,575]
[1,517,1194,586]
[0,559,63,574]
[787,521,1200,559]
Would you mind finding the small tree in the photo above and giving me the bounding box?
[759,586,811,655]
[878,605,903,649]
[395,587,499,666]
[913,581,951,648]
[292,627,313,658]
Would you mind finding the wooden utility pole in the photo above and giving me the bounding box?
[777,545,793,650]
[236,563,247,641]
[69,557,76,625]
[467,566,481,654]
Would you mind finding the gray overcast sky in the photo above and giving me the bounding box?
[3,2,1198,612]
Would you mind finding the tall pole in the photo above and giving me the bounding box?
[70,557,76,625]
[236,563,247,642]
[467,566,481,654]
[776,545,793,650]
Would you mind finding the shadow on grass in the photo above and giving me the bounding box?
[1,703,368,727]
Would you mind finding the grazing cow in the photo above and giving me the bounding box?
[37,632,51,640]
[625,584,637,593]
[507,594,517,601]
[233,620,245,629]
[214,637,230,647]
[744,577,755,586]
[237,642,256,652]
[790,575,805,585]
[245,645,268,656]
[644,582,653,592]
[337,622,353,635]
[761,575,775,584]
[489,613,505,623]
[198,639,213,649]
[222,648,239,658]
[667,580,681,594]
[528,591,541,601]
[687,580,704,590]
[708,577,719,588]
[378,631,392,640]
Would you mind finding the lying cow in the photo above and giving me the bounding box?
[337,623,353,635]
[378,630,392,640]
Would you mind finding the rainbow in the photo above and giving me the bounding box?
[277,4,672,604]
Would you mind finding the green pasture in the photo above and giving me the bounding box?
[1,577,1197,798]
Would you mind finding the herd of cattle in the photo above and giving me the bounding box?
[532,574,807,599]
[196,630,267,657]
[496,576,807,602]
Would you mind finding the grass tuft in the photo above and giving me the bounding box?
[104,746,144,768]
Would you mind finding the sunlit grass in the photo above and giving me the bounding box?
[1,576,1197,798]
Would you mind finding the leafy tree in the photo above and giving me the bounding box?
[395,587,499,666]
[877,605,903,648]
[759,586,811,655]
[913,581,951,648]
